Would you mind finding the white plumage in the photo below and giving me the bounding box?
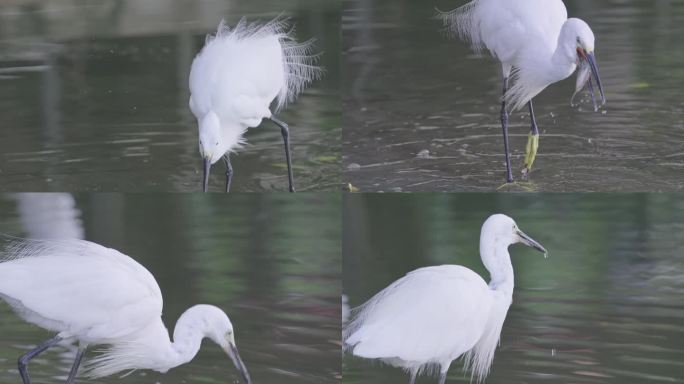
[189,16,322,192]
[343,214,547,384]
[0,237,251,383]
[438,0,605,182]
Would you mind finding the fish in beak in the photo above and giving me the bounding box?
[516,229,548,258]
[224,338,252,384]
[572,49,606,111]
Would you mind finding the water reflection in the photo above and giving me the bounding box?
[343,193,684,383]
[0,0,341,192]
[0,193,341,383]
[343,0,684,191]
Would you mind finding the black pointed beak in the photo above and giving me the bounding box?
[228,342,252,384]
[203,158,211,193]
[516,229,547,257]
[585,52,606,106]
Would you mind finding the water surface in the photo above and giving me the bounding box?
[343,0,684,191]
[0,193,341,383]
[0,0,341,192]
[343,194,684,383]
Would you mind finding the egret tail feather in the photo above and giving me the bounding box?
[436,1,487,54]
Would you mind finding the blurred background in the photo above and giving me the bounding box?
[0,0,340,192]
[0,193,341,383]
[343,0,684,192]
[343,193,684,383]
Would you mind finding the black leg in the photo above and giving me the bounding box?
[528,100,539,136]
[222,154,233,193]
[18,336,62,384]
[500,77,513,183]
[65,348,86,384]
[438,372,447,384]
[269,116,295,192]
[408,370,417,384]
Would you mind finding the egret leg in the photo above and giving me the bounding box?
[522,100,540,178]
[222,154,233,193]
[500,77,513,183]
[408,370,417,384]
[18,336,62,384]
[269,116,295,193]
[437,371,447,384]
[65,348,86,384]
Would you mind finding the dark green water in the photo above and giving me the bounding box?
[0,0,340,192]
[343,0,684,192]
[0,193,341,383]
[343,194,684,383]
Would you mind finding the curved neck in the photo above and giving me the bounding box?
[143,310,211,372]
[480,239,514,297]
[551,24,580,82]
[169,310,209,367]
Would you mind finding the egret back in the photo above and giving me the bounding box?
[0,237,163,343]
[439,0,571,110]
[439,0,567,64]
[344,265,493,375]
[189,17,322,129]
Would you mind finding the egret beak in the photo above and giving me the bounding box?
[585,52,606,106]
[573,50,606,110]
[202,158,211,193]
[516,229,547,258]
[570,48,606,111]
[224,340,252,384]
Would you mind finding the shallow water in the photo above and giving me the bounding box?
[343,0,684,192]
[0,0,340,192]
[343,194,684,383]
[0,193,341,383]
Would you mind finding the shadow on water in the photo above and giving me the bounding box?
[0,0,341,192]
[0,193,341,383]
[343,194,684,383]
[343,0,684,192]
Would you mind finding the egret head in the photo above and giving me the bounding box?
[481,214,547,256]
[198,112,224,192]
[184,304,252,384]
[563,18,606,108]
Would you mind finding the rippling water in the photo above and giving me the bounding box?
[0,0,340,192]
[0,193,341,383]
[343,0,684,192]
[343,194,684,383]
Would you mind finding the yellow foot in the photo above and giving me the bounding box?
[523,133,540,177]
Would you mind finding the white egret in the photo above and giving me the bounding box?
[0,237,251,384]
[343,214,547,384]
[189,16,323,192]
[438,0,606,183]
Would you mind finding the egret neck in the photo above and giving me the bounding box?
[480,236,514,298]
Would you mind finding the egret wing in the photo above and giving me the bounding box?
[344,265,493,365]
[0,238,163,342]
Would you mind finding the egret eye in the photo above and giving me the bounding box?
[215,141,219,145]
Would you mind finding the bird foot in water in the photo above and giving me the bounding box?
[521,167,531,181]
[496,180,537,192]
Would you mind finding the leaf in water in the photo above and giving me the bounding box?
[314,155,339,163]
[630,82,650,89]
